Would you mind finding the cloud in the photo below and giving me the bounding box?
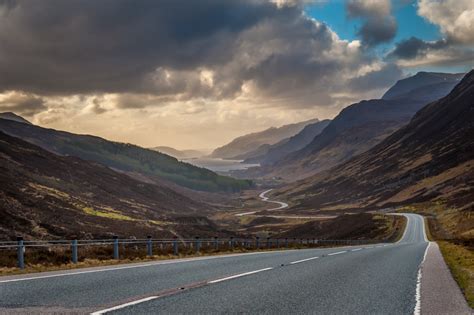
[418,0,474,44]
[346,0,397,46]
[0,0,400,111]
[347,0,391,17]
[0,92,46,116]
[387,0,474,68]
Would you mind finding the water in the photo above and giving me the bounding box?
[183,157,259,173]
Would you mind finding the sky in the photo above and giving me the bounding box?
[0,0,473,150]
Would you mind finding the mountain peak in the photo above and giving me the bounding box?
[382,71,465,100]
[0,112,32,125]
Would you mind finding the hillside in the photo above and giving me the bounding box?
[244,119,331,165]
[264,72,463,180]
[0,118,252,192]
[278,70,474,221]
[210,119,319,160]
[382,72,464,100]
[150,146,204,159]
[0,131,228,239]
[0,112,31,124]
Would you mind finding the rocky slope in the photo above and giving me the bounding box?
[265,72,464,180]
[277,70,474,214]
[0,131,231,239]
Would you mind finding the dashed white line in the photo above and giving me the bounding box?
[351,248,362,252]
[290,256,319,264]
[91,296,160,315]
[208,267,273,284]
[327,251,347,256]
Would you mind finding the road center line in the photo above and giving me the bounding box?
[290,256,319,264]
[91,296,160,315]
[327,251,347,256]
[208,267,273,284]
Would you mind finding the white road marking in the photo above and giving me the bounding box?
[90,267,274,314]
[414,242,431,315]
[208,267,273,284]
[290,256,319,264]
[0,250,296,284]
[91,296,159,315]
[327,251,347,256]
[351,248,362,252]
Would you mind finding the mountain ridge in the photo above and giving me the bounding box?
[278,70,474,219]
[0,118,252,192]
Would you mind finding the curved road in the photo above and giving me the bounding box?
[0,214,436,314]
[235,189,288,217]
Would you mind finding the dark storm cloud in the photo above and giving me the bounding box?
[346,0,397,47]
[0,0,402,110]
[388,37,447,59]
[357,16,397,47]
[0,0,277,95]
[0,93,46,116]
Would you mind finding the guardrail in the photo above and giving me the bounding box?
[0,236,384,269]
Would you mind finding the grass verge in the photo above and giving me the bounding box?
[437,241,474,308]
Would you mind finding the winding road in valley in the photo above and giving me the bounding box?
[235,189,288,217]
[1,212,470,314]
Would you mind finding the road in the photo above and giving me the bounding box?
[235,189,289,216]
[0,213,434,314]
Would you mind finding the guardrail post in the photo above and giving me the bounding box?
[300,238,303,246]
[113,236,119,259]
[147,236,153,256]
[17,236,24,269]
[306,238,309,246]
[214,237,219,250]
[72,239,78,264]
[195,237,200,253]
[256,237,260,249]
[230,237,234,249]
[173,237,178,256]
[266,237,270,249]
[276,239,279,248]
[285,238,288,248]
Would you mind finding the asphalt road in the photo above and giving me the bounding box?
[0,213,433,314]
[235,189,289,216]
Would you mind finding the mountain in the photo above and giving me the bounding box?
[210,119,319,160]
[244,119,331,165]
[382,72,465,100]
[0,112,31,124]
[151,146,204,159]
[264,72,464,180]
[278,70,474,220]
[0,131,223,239]
[0,118,252,192]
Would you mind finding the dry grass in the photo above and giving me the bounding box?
[437,241,474,308]
[404,203,473,307]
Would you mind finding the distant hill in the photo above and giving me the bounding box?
[151,146,204,159]
[279,70,474,224]
[244,119,331,165]
[0,112,31,124]
[382,72,464,100]
[264,72,464,180]
[0,118,252,192]
[0,131,220,239]
[210,119,319,160]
